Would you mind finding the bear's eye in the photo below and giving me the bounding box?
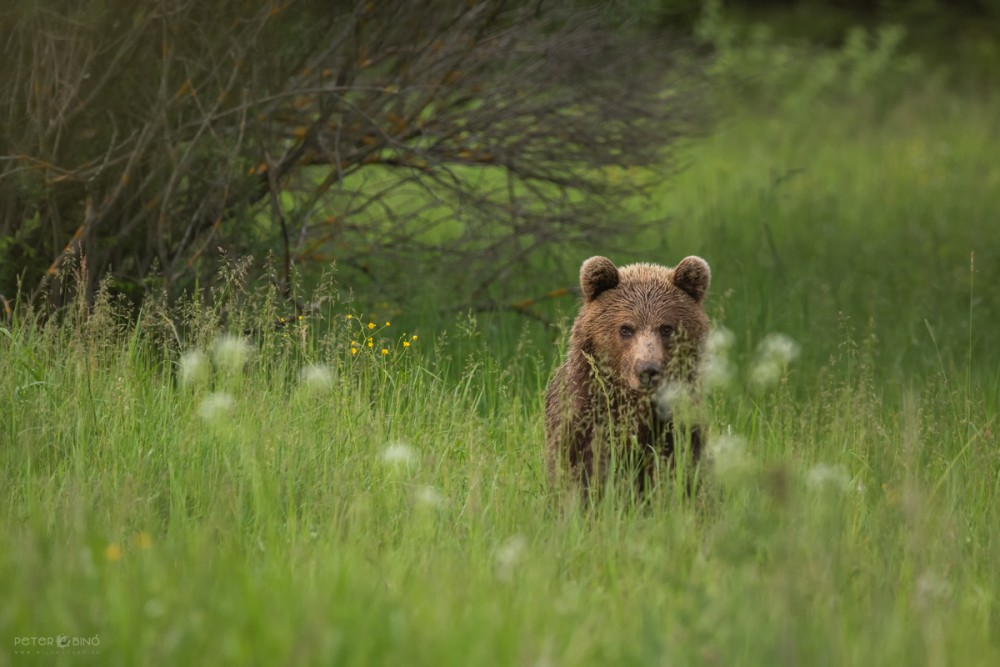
[619,325,635,338]
[659,325,675,339]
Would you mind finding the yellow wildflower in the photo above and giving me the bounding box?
[385,321,390,326]
[368,322,376,330]
[381,348,389,356]
[403,341,410,348]
[105,543,122,562]
[411,335,418,341]
[347,314,353,320]
[367,340,374,348]
[134,532,153,550]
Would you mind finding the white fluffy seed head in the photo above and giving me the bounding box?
[211,334,252,373]
[381,441,416,468]
[805,463,851,492]
[706,327,735,355]
[708,433,749,478]
[750,333,800,388]
[654,380,694,421]
[915,572,953,608]
[701,354,734,391]
[759,333,800,364]
[299,364,334,392]
[495,534,528,582]
[198,392,234,420]
[414,485,446,509]
[179,350,209,387]
[699,327,735,391]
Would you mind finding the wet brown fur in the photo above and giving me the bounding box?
[545,256,711,497]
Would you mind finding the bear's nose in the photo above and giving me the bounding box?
[637,363,661,388]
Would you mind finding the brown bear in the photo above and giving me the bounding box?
[544,255,711,498]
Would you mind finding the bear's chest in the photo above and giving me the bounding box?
[585,391,676,455]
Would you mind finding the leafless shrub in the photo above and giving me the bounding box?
[0,0,701,312]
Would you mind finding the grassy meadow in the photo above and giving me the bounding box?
[3,31,1000,667]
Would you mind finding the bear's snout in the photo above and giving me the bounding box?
[631,332,664,390]
[637,362,661,388]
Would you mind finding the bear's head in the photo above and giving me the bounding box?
[572,255,711,392]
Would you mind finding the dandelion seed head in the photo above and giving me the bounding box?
[414,485,446,508]
[495,534,527,581]
[299,364,334,391]
[654,381,693,421]
[381,441,416,467]
[700,326,735,390]
[759,332,800,364]
[211,334,251,372]
[916,571,952,608]
[701,354,734,390]
[750,360,783,387]
[805,463,851,492]
[706,327,735,355]
[709,433,749,477]
[179,350,209,387]
[750,333,800,388]
[198,392,235,420]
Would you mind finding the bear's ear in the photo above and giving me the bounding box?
[580,256,620,302]
[672,256,711,302]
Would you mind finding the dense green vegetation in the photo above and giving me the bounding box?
[3,7,999,666]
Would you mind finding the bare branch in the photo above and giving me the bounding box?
[0,0,703,310]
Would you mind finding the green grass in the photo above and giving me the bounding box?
[3,65,1000,666]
